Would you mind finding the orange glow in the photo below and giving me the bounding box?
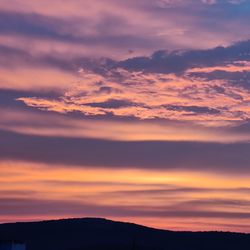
[1,160,250,232]
[15,66,250,126]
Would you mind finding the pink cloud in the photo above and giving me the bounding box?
[16,63,250,127]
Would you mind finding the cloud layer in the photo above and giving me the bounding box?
[0,0,250,233]
[15,41,250,126]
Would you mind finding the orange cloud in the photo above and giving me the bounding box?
[187,61,250,73]
[16,66,250,126]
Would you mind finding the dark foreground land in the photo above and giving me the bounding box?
[0,218,250,250]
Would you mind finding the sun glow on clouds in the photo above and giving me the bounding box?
[187,61,250,73]
[17,62,250,127]
[0,161,250,232]
[1,108,250,143]
[1,0,250,234]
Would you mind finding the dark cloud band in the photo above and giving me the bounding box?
[1,129,250,173]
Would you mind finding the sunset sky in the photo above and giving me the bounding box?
[1,0,250,233]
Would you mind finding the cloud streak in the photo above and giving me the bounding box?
[1,128,250,173]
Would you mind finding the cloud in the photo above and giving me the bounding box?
[17,59,250,126]
[118,40,250,73]
[187,68,250,91]
[1,40,250,127]
[0,43,116,73]
[1,39,250,75]
[0,10,156,50]
[0,9,170,58]
[164,105,221,115]
[1,197,250,220]
[85,99,137,109]
[0,0,250,60]
[202,0,217,4]
[1,128,250,173]
[101,187,250,197]
[3,98,250,144]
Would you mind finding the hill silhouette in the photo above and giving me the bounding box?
[0,218,249,250]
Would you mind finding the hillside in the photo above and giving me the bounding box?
[0,218,250,250]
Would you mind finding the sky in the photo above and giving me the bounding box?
[1,0,250,233]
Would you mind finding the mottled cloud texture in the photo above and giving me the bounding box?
[0,0,250,233]
[15,41,250,126]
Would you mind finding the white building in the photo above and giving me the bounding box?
[0,241,26,250]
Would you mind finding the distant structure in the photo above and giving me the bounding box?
[0,241,26,250]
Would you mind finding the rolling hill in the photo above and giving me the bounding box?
[0,218,250,250]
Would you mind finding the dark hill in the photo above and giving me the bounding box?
[0,218,249,250]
